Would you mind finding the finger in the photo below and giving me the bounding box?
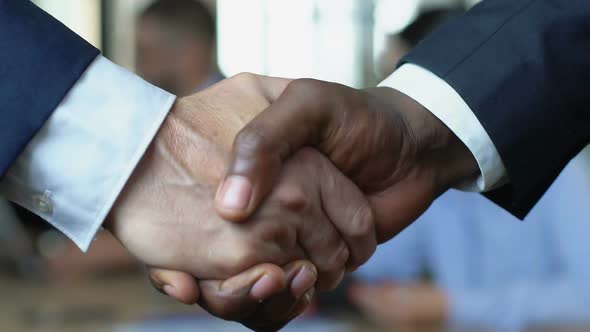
[369,175,438,243]
[317,151,377,271]
[299,203,348,292]
[215,79,338,222]
[289,261,317,299]
[197,263,287,321]
[148,268,200,305]
[289,286,316,318]
[241,261,317,332]
[276,151,350,291]
[242,289,313,332]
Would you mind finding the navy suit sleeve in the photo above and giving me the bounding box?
[0,0,99,177]
[402,0,590,218]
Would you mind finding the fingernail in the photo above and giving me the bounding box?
[163,284,175,297]
[292,291,314,318]
[219,175,252,211]
[291,266,317,299]
[250,275,274,300]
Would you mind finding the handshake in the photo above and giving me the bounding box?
[106,74,478,331]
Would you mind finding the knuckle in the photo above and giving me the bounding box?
[286,78,313,91]
[222,241,259,273]
[334,242,351,268]
[320,165,339,193]
[348,204,376,241]
[321,242,349,275]
[258,221,295,249]
[290,148,323,176]
[284,79,345,122]
[147,272,163,290]
[292,147,319,164]
[230,72,258,84]
[349,206,377,267]
[276,182,309,213]
[285,79,325,99]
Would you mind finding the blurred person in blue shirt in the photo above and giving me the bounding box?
[351,154,590,331]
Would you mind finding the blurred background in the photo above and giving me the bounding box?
[4,0,590,331]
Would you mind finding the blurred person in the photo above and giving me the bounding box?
[351,155,590,331]
[135,0,224,96]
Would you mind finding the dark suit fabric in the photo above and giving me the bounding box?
[404,0,590,218]
[0,0,99,177]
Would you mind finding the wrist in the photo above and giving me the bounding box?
[364,87,478,193]
[105,100,187,235]
[418,106,479,192]
[435,125,480,190]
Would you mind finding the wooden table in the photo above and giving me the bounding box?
[2,275,588,332]
[1,275,196,332]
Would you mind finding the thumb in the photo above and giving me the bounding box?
[215,79,334,222]
[198,263,288,320]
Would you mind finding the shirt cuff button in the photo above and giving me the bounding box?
[32,191,54,215]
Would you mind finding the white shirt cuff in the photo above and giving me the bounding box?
[0,56,175,251]
[379,63,507,192]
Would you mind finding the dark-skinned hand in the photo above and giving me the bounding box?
[214,78,479,246]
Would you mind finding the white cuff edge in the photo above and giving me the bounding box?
[379,64,507,192]
[78,95,176,251]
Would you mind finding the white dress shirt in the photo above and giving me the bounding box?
[379,64,507,192]
[0,56,174,251]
